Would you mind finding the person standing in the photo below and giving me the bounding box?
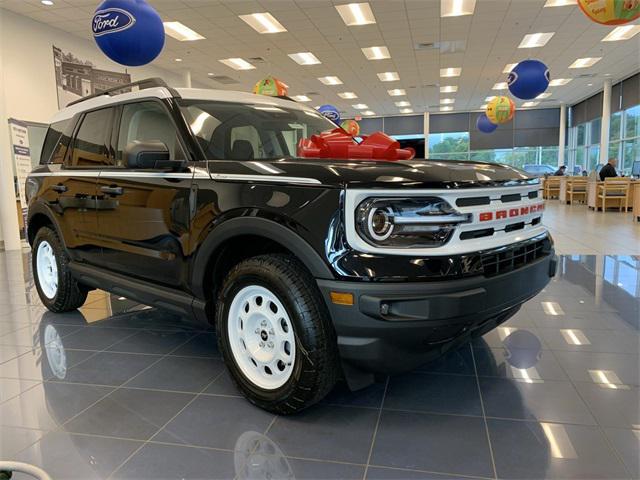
[599,158,618,181]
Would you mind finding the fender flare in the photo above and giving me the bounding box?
[25,202,64,245]
[190,217,335,298]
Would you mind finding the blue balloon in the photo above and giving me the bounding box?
[318,104,341,124]
[508,60,550,100]
[477,113,497,133]
[93,0,164,66]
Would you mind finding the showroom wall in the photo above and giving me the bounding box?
[0,8,194,245]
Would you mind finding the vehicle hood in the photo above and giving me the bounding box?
[205,158,538,189]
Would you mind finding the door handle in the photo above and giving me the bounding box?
[100,185,124,196]
[50,184,68,193]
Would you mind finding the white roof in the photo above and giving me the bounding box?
[50,86,312,124]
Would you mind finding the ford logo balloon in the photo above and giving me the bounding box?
[318,105,341,124]
[92,0,165,67]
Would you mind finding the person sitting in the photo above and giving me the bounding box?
[599,158,618,181]
[553,165,567,176]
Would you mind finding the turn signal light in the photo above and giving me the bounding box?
[330,292,354,306]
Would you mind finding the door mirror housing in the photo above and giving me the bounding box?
[125,141,183,170]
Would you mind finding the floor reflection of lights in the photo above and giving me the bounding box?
[541,301,564,316]
[588,369,630,390]
[560,329,591,346]
[541,423,578,459]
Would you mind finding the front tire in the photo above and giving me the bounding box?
[32,227,87,313]
[216,254,339,414]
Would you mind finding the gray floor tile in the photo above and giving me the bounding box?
[0,344,31,364]
[64,388,194,440]
[488,419,629,479]
[168,331,220,358]
[201,369,242,396]
[603,427,640,479]
[371,410,494,478]
[473,346,569,381]
[473,327,549,350]
[125,356,225,393]
[155,395,274,450]
[0,350,47,380]
[0,425,46,457]
[479,377,596,425]
[383,373,482,415]
[0,324,80,348]
[322,379,387,408]
[241,455,366,480]
[553,350,640,386]
[59,327,138,351]
[267,404,379,464]
[105,329,196,355]
[40,349,98,381]
[538,327,640,354]
[366,466,476,479]
[0,378,40,404]
[61,351,161,386]
[15,431,143,479]
[573,381,640,428]
[415,344,475,376]
[112,443,236,480]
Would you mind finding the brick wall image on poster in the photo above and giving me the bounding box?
[53,45,132,108]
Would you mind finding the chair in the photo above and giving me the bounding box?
[597,178,631,212]
[566,177,588,204]
[543,176,561,199]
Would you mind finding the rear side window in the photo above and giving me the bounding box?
[70,108,113,167]
[40,119,70,164]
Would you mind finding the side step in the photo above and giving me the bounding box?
[69,262,209,324]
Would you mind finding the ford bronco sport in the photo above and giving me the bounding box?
[26,79,556,414]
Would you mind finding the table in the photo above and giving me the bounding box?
[587,179,638,211]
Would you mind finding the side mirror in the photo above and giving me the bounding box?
[125,141,170,169]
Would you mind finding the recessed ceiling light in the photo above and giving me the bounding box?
[318,76,343,85]
[395,101,411,107]
[485,96,496,101]
[352,103,368,109]
[440,98,455,104]
[362,110,376,116]
[163,22,205,41]
[440,85,458,93]
[338,92,358,99]
[400,108,414,114]
[587,83,593,86]
[335,3,376,26]
[543,0,576,6]
[239,12,287,33]
[387,88,406,96]
[377,71,400,82]
[602,25,640,42]
[480,104,487,109]
[440,67,461,77]
[549,78,572,86]
[522,101,539,107]
[219,58,255,70]
[174,58,183,62]
[503,63,518,73]
[361,46,390,60]
[537,92,552,99]
[441,0,476,17]
[518,32,555,48]
[440,106,453,111]
[492,82,508,90]
[41,0,54,5]
[569,57,601,68]
[292,95,312,102]
[288,52,321,65]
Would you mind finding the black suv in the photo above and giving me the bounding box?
[26,79,556,413]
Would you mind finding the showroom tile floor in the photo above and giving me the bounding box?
[0,250,639,479]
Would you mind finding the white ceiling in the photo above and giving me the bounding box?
[1,0,639,117]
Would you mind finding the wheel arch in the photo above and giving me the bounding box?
[26,204,62,246]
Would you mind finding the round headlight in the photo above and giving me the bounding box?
[368,206,394,241]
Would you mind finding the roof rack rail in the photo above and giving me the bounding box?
[67,77,179,107]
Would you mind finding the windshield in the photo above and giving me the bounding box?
[178,100,339,160]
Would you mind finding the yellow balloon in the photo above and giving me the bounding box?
[486,96,515,125]
[578,0,640,25]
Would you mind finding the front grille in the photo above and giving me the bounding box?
[480,237,549,277]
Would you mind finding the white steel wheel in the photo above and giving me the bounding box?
[227,285,296,390]
[36,240,58,299]
[44,324,67,380]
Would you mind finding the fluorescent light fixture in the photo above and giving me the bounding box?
[318,76,343,85]
[219,58,255,70]
[377,71,400,82]
[41,0,54,5]
[518,32,555,48]
[560,329,590,345]
[492,82,508,90]
[395,101,411,107]
[190,112,210,135]
[541,423,578,459]
[440,98,455,104]
[522,101,539,107]
[387,88,406,96]
[503,63,518,73]
[338,92,358,99]
[588,369,628,389]
[362,110,376,116]
[602,25,640,42]
[292,95,312,102]
[440,67,461,77]
[440,106,453,111]
[441,0,476,17]
[537,92,552,99]
[288,52,321,65]
[239,12,287,34]
[480,104,487,109]
[542,301,564,315]
[400,108,414,114]
[163,22,205,41]
[440,85,458,93]
[569,57,602,68]
[335,3,376,26]
[544,0,577,6]
[352,103,368,109]
[174,58,183,62]
[485,96,496,102]
[362,46,390,60]
[549,78,572,86]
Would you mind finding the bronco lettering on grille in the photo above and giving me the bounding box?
[478,203,544,222]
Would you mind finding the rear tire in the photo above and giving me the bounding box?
[32,227,88,313]
[216,254,339,414]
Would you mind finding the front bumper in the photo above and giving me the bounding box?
[317,250,556,376]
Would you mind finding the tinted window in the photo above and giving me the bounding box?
[71,108,112,167]
[40,119,70,164]
[116,101,185,164]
